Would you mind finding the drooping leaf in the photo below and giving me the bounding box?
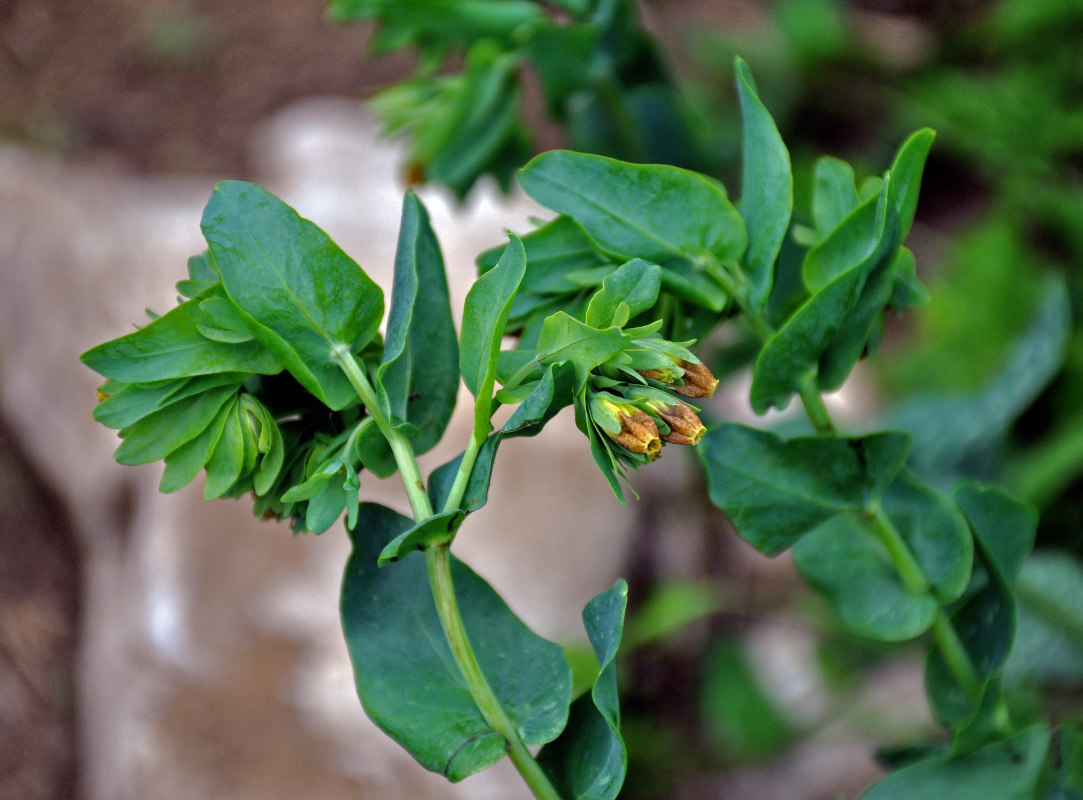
[92,372,247,429]
[378,509,465,565]
[536,312,629,383]
[539,580,628,800]
[159,400,232,492]
[201,181,385,410]
[340,504,572,781]
[735,57,792,310]
[519,150,747,265]
[377,192,459,453]
[699,424,911,555]
[114,384,239,465]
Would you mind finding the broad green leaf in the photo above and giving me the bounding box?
[536,313,628,383]
[699,424,911,555]
[201,181,384,410]
[657,257,730,311]
[519,150,747,265]
[114,384,239,465]
[751,176,901,413]
[377,509,464,565]
[460,236,526,399]
[861,725,1049,800]
[340,504,572,781]
[794,514,939,641]
[196,295,256,343]
[81,295,282,383]
[883,471,973,604]
[735,57,792,310]
[539,580,628,800]
[377,192,459,453]
[522,20,600,114]
[585,259,661,329]
[478,215,609,294]
[159,401,232,492]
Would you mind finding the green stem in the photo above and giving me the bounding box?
[442,432,483,515]
[932,610,984,704]
[864,504,930,596]
[797,377,837,436]
[426,546,563,800]
[332,347,562,800]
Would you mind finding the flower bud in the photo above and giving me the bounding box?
[655,403,707,446]
[671,359,718,399]
[610,408,662,459]
[637,367,678,385]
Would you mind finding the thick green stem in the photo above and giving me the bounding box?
[442,432,483,515]
[797,377,837,436]
[332,346,562,800]
[426,546,563,800]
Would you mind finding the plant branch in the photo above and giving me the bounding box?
[932,610,984,704]
[333,346,562,800]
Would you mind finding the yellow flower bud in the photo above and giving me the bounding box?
[603,403,662,459]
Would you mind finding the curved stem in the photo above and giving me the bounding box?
[932,611,984,704]
[864,504,930,596]
[333,347,562,799]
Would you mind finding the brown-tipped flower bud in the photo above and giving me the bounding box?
[671,360,719,399]
[598,400,662,459]
[637,367,678,385]
[655,403,707,446]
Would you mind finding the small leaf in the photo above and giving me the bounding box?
[584,259,662,329]
[202,396,245,498]
[377,510,464,565]
[699,424,911,555]
[377,192,459,453]
[341,504,572,781]
[460,236,526,399]
[955,483,1037,585]
[93,372,246,429]
[539,580,628,800]
[201,181,385,410]
[811,156,860,240]
[519,150,747,265]
[735,57,792,310]
[159,401,232,492]
[793,513,938,641]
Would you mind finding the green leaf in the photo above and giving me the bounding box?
[201,181,385,410]
[81,295,282,383]
[377,192,459,453]
[460,236,526,399]
[891,128,936,241]
[196,295,256,343]
[340,504,572,781]
[93,372,247,429]
[114,384,239,465]
[585,259,661,329]
[883,471,973,604]
[699,424,911,555]
[479,215,609,295]
[794,514,939,641]
[377,509,464,565]
[735,57,792,310]
[1007,552,1083,685]
[536,313,629,383]
[202,396,245,498]
[860,725,1049,800]
[159,400,232,493]
[538,580,628,800]
[519,150,747,265]
[751,175,901,413]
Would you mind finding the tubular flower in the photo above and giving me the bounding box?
[593,395,662,459]
[670,359,719,399]
[654,402,707,446]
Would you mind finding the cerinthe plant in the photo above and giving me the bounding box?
[82,58,1077,799]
